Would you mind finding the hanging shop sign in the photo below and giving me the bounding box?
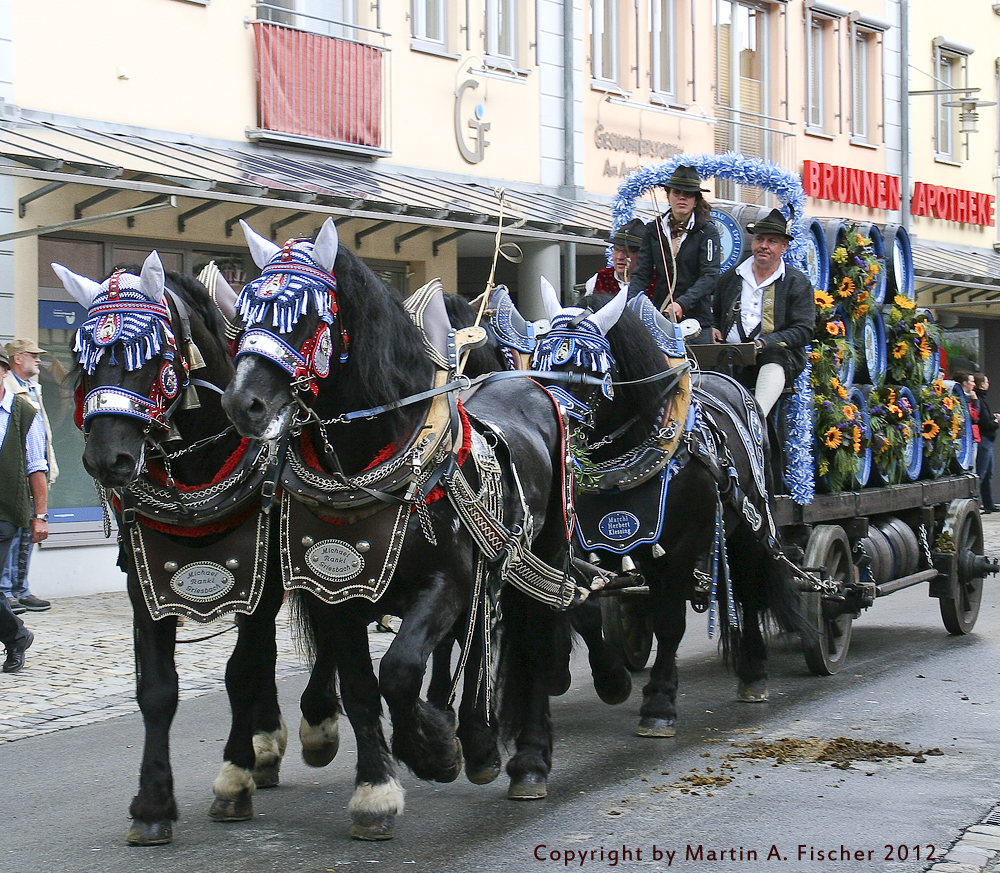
[594,123,680,178]
[910,183,995,227]
[802,160,901,211]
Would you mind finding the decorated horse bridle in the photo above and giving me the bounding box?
[233,239,349,398]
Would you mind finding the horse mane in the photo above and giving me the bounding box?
[576,293,669,438]
[321,244,435,443]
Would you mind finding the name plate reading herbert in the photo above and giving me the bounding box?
[598,511,642,541]
[306,540,365,583]
[170,562,236,602]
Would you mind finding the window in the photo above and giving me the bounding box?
[806,17,826,130]
[412,0,446,46]
[651,0,676,98]
[933,38,974,162]
[486,0,517,61]
[592,0,619,83]
[851,29,870,140]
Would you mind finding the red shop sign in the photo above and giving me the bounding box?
[802,160,901,211]
[911,183,995,227]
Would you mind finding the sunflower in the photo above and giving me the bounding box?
[832,247,849,265]
[892,341,908,359]
[943,395,954,410]
[919,337,932,360]
[824,427,843,449]
[836,277,855,298]
[852,426,862,452]
[887,403,902,417]
[913,321,926,338]
[843,404,858,420]
[809,350,822,364]
[856,303,870,317]
[922,419,940,439]
[932,379,946,396]
[894,294,916,310]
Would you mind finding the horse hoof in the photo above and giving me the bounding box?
[508,773,547,800]
[209,790,253,822]
[466,756,502,785]
[126,820,172,846]
[350,814,395,841]
[548,667,572,697]
[636,717,676,738]
[594,667,632,705]
[438,738,464,784]
[737,680,769,703]
[252,763,281,789]
[300,716,340,767]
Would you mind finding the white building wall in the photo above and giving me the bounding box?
[538,0,584,191]
[882,0,902,225]
[0,0,12,341]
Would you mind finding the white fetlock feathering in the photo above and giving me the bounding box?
[213,761,256,800]
[348,778,405,818]
[299,714,339,753]
[253,718,288,766]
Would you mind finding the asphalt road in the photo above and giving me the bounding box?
[2,567,999,873]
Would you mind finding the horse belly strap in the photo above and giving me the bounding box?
[130,509,270,623]
[280,495,409,604]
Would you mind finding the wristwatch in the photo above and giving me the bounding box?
[34,513,48,522]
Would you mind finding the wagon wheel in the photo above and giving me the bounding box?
[801,525,855,676]
[939,499,984,635]
[601,595,653,672]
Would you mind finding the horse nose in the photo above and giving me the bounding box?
[83,447,139,489]
[222,385,270,437]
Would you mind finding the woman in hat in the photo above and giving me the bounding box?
[712,208,816,417]
[627,165,721,343]
[584,218,647,295]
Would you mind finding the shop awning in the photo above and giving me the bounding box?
[913,238,1000,310]
[0,115,612,246]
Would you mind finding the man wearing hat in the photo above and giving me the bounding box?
[627,165,721,343]
[584,218,649,295]
[0,347,49,672]
[2,339,58,613]
[712,208,816,417]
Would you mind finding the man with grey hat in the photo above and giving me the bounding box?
[712,208,816,417]
[2,338,57,613]
[0,347,49,672]
[585,218,649,295]
[627,165,721,343]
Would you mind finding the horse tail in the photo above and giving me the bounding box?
[289,590,319,667]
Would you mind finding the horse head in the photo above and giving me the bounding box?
[222,218,345,440]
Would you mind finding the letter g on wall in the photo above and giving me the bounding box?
[455,79,491,164]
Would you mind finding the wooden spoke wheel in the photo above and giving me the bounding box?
[801,525,855,676]
[601,595,654,672]
[939,499,985,635]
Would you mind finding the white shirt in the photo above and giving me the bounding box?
[660,210,695,251]
[726,258,786,344]
[0,387,48,475]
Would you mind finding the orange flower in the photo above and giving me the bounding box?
[932,379,946,396]
[922,419,940,439]
[837,383,849,400]
[843,404,858,420]
[943,395,954,411]
[852,426,862,452]
[892,341,908,359]
[919,337,932,360]
[824,427,843,449]
[894,295,916,310]
[856,303,870,317]
[826,321,843,337]
[914,321,926,338]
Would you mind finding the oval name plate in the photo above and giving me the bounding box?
[598,511,641,541]
[306,540,365,583]
[170,562,236,602]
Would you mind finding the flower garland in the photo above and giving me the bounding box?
[809,289,854,392]
[919,379,963,475]
[885,295,941,387]
[612,152,808,267]
[814,393,867,493]
[867,385,918,485]
[828,225,881,323]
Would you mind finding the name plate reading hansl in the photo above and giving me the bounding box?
[170,562,236,602]
[305,540,365,583]
[598,511,641,542]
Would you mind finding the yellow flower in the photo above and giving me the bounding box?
[826,321,843,337]
[887,388,896,403]
[888,403,902,417]
[856,303,870,317]
[815,290,835,308]
[837,277,855,298]
[892,341,908,359]
[837,383,849,400]
[809,350,821,364]
[858,236,872,247]
[832,247,849,265]
[914,321,926,338]
[922,419,940,440]
[894,295,916,310]
[843,404,858,420]
[919,337,932,360]
[951,417,961,439]
[932,379,946,396]
[853,426,862,452]
[824,427,843,449]
[943,395,954,411]
[869,262,880,275]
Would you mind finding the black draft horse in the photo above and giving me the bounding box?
[53,255,288,845]
[220,219,574,839]
[529,289,809,737]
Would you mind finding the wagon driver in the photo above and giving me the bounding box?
[712,208,816,418]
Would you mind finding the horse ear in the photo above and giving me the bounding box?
[312,218,339,273]
[586,288,629,337]
[51,263,102,310]
[138,251,166,303]
[539,276,563,319]
[240,219,281,269]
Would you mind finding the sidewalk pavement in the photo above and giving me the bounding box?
[0,592,396,745]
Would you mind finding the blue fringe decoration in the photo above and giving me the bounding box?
[236,244,336,334]
[74,290,173,374]
[784,353,816,504]
[530,315,614,375]
[609,153,809,269]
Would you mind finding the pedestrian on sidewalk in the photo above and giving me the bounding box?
[0,348,49,672]
[1,339,57,614]
[975,373,998,512]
